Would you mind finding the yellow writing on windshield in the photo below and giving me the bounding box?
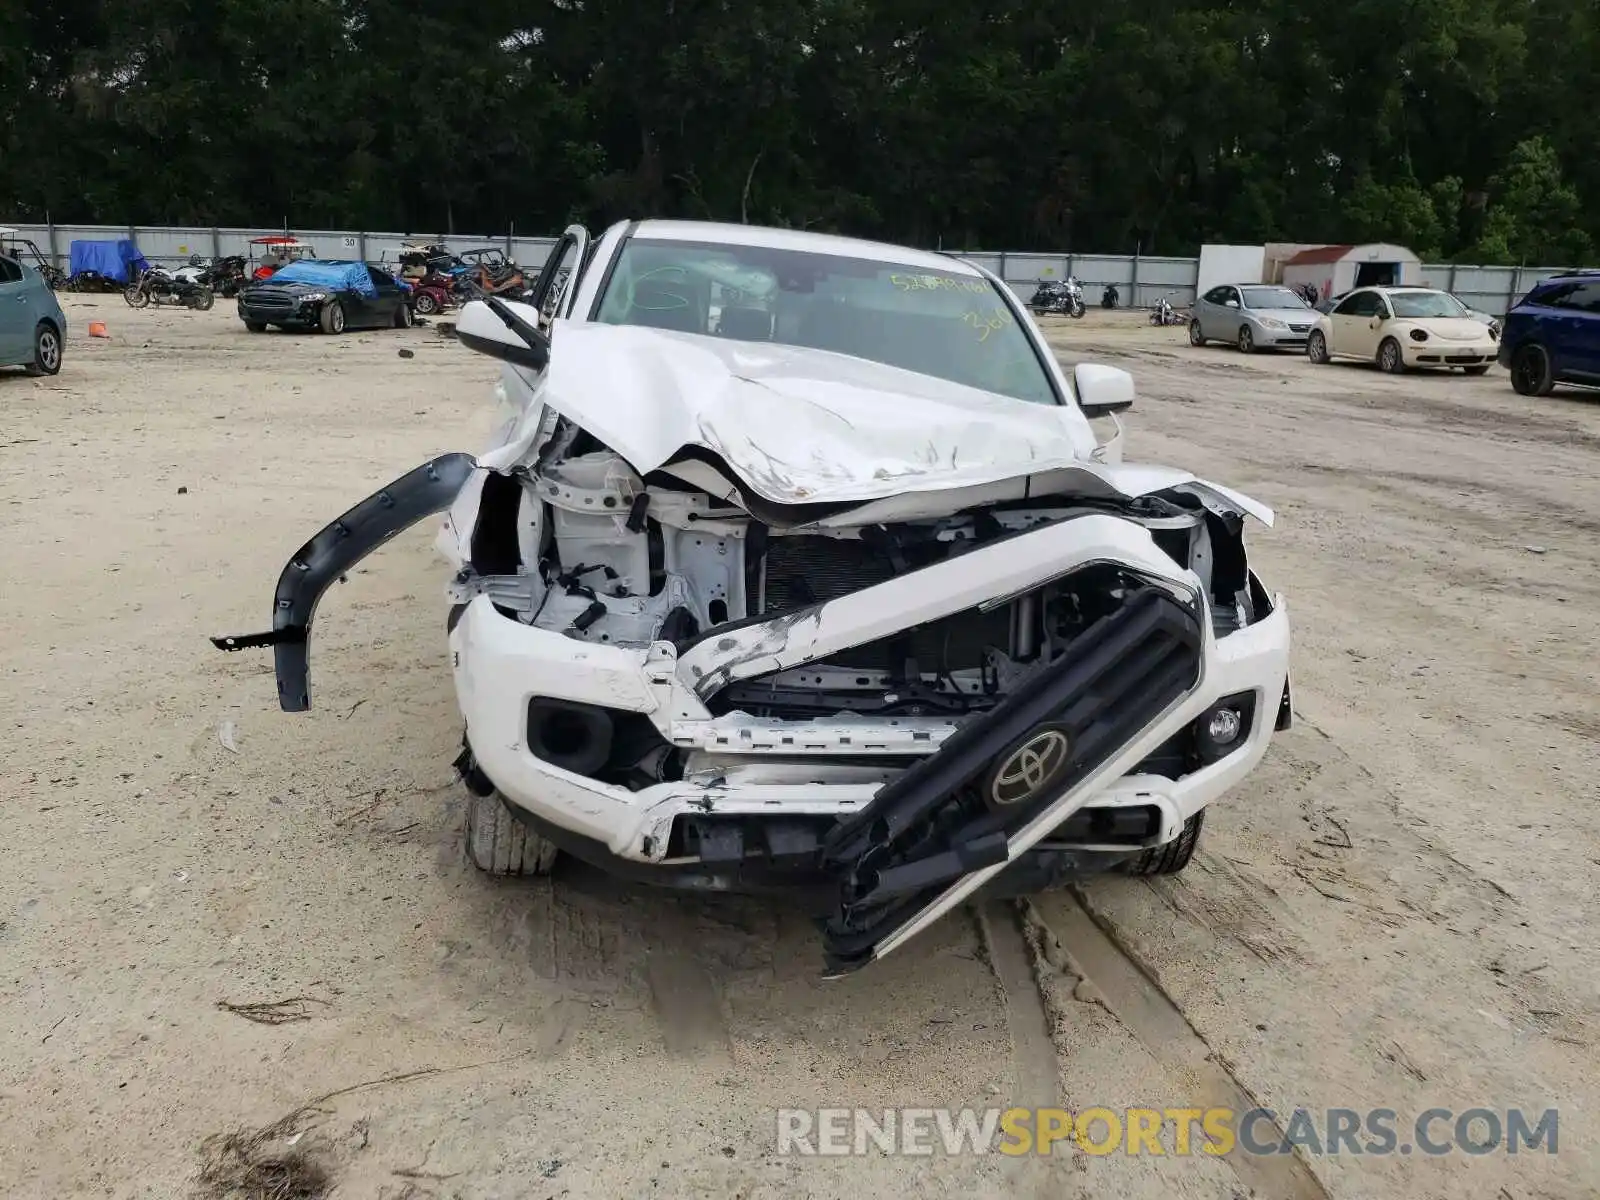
[890,273,990,295]
[962,306,1014,343]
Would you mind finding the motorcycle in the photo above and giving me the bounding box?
[174,255,247,299]
[1148,294,1186,326]
[1101,284,1119,309]
[1026,276,1087,318]
[123,265,215,311]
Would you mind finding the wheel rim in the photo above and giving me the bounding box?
[1189,321,1202,345]
[331,307,344,332]
[1240,329,1252,351]
[1515,349,1543,392]
[39,331,59,370]
[1310,333,1324,359]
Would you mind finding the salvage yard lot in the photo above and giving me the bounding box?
[1,299,1596,1198]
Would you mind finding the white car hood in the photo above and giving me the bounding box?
[480,321,1272,526]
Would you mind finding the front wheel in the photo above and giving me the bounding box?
[190,287,215,312]
[1188,319,1205,347]
[1126,811,1204,876]
[1510,344,1554,396]
[1237,325,1255,354]
[395,302,414,329]
[318,301,346,334]
[413,292,439,316]
[123,285,149,309]
[1069,300,1086,319]
[1378,337,1406,374]
[24,322,63,376]
[465,790,558,876]
[1307,329,1330,364]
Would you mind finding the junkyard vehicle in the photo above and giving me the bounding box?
[0,252,66,375]
[66,238,149,292]
[248,236,317,281]
[215,220,1292,975]
[123,265,216,310]
[1101,284,1119,309]
[235,260,413,333]
[1149,294,1186,326]
[1189,284,1316,353]
[1308,286,1498,374]
[1027,276,1086,318]
[1498,270,1600,396]
[174,254,248,298]
[0,229,66,289]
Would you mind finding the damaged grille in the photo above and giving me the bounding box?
[762,536,898,608]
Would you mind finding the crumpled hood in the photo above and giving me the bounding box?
[503,321,1101,503]
[478,320,1272,526]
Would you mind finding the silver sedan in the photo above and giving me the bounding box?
[1190,284,1318,353]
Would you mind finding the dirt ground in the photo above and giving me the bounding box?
[1,299,1596,1200]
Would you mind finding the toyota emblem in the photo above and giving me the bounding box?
[985,725,1073,810]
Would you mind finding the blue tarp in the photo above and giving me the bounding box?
[68,239,149,283]
[267,260,377,298]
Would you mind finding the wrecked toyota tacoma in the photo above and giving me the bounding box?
[216,219,1292,975]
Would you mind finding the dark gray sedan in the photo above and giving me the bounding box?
[1189,284,1317,353]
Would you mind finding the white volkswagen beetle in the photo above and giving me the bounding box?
[1307,286,1499,375]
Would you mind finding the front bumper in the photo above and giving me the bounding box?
[1403,338,1498,367]
[1254,322,1315,348]
[453,592,1290,868]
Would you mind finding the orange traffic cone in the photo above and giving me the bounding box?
[88,321,109,338]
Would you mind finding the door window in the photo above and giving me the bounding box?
[1335,291,1383,318]
[0,256,22,284]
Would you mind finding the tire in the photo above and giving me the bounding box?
[190,287,215,312]
[244,321,268,333]
[465,790,558,876]
[1188,319,1205,347]
[318,301,346,334]
[1126,810,1204,876]
[395,302,414,329]
[413,292,439,316]
[1462,364,1490,377]
[1237,325,1255,354]
[1069,300,1086,319]
[1378,337,1405,374]
[1510,344,1554,396]
[123,284,149,309]
[24,322,62,376]
[1307,329,1330,364]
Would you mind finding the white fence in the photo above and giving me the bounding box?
[1,220,1583,313]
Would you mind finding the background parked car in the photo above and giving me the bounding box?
[1307,286,1498,375]
[1190,284,1316,352]
[236,260,414,334]
[0,252,66,375]
[1497,270,1600,396]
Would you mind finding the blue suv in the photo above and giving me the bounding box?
[1498,271,1600,395]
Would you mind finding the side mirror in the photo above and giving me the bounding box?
[1074,363,1135,416]
[456,297,551,370]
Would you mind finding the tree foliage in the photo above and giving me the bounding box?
[1,0,1594,263]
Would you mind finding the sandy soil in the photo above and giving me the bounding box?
[1,299,1596,1199]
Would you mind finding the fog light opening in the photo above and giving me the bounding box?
[1206,706,1242,746]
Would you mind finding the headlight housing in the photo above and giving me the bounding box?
[300,292,328,303]
[1257,317,1286,330]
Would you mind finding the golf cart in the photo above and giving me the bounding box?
[248,236,317,282]
[396,242,458,316]
[0,228,66,289]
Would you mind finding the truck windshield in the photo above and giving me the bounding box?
[593,238,1059,405]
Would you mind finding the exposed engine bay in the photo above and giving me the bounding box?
[448,415,1258,744]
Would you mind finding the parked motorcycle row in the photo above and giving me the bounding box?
[1026,276,1191,326]
[123,255,248,311]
